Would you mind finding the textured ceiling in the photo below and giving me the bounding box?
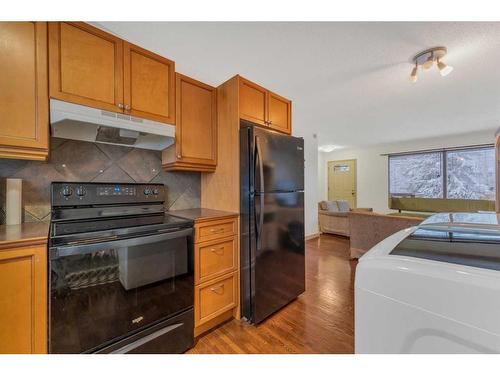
[95,22,500,148]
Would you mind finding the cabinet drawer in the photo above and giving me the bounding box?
[195,217,237,243]
[195,236,237,285]
[195,272,237,327]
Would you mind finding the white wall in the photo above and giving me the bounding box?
[294,129,319,237]
[318,129,496,214]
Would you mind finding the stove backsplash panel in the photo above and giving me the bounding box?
[0,138,201,224]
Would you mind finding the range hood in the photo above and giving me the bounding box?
[50,99,175,150]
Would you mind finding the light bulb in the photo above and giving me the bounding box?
[423,52,434,70]
[437,59,454,76]
[410,65,418,83]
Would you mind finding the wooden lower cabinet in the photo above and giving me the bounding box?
[195,272,238,327]
[0,22,49,160]
[0,245,47,354]
[192,215,239,337]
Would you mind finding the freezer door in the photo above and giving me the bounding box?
[253,191,305,323]
[254,126,304,193]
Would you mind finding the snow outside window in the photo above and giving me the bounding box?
[446,148,495,200]
[389,146,495,201]
[389,152,443,198]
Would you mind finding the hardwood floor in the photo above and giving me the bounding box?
[187,234,356,354]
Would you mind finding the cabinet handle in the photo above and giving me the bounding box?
[210,284,225,294]
[118,103,124,109]
[124,104,131,111]
[210,228,224,233]
[177,154,181,159]
[210,246,225,255]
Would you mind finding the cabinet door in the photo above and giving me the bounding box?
[268,91,291,134]
[0,245,47,354]
[177,74,217,168]
[48,22,123,112]
[123,42,175,124]
[239,77,267,127]
[0,22,48,160]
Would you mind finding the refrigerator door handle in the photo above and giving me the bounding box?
[255,136,264,193]
[255,194,264,250]
[255,136,265,250]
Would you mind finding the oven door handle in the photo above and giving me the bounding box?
[50,228,193,259]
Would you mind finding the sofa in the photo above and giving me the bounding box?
[348,211,423,259]
[318,200,372,237]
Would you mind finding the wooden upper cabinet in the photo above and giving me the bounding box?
[267,91,291,134]
[239,78,267,127]
[48,22,175,124]
[162,74,217,172]
[0,245,47,354]
[123,42,175,124]
[0,22,49,161]
[238,76,292,135]
[49,22,123,112]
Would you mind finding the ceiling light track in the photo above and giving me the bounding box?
[409,46,453,83]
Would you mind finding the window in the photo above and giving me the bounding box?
[389,152,443,198]
[389,146,495,201]
[446,148,495,200]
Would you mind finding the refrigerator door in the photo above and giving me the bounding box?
[253,191,305,324]
[253,126,304,193]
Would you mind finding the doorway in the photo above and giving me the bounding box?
[328,159,357,208]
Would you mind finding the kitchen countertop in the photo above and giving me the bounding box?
[167,208,238,223]
[0,222,50,250]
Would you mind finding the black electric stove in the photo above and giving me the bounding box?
[49,182,194,354]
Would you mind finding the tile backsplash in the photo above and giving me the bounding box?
[0,138,200,224]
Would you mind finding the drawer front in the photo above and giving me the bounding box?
[195,272,237,327]
[195,217,237,243]
[195,236,237,285]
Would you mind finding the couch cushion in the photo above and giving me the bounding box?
[337,200,350,212]
[325,201,339,212]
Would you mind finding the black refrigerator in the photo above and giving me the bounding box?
[240,120,305,324]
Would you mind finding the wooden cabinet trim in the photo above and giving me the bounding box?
[0,22,49,160]
[48,22,124,113]
[123,41,175,124]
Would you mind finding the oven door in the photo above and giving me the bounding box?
[49,228,194,354]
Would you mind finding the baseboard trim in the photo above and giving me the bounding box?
[305,232,320,241]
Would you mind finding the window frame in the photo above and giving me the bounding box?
[388,145,495,201]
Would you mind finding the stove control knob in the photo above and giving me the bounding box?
[152,188,159,195]
[61,186,73,197]
[144,188,151,195]
[76,186,86,197]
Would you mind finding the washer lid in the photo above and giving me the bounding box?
[390,212,500,271]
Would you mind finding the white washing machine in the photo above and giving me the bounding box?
[355,212,500,353]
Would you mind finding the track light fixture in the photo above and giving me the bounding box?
[410,63,418,83]
[409,47,453,83]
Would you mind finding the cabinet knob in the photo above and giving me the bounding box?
[118,103,124,109]
[177,154,181,159]
[124,104,131,111]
